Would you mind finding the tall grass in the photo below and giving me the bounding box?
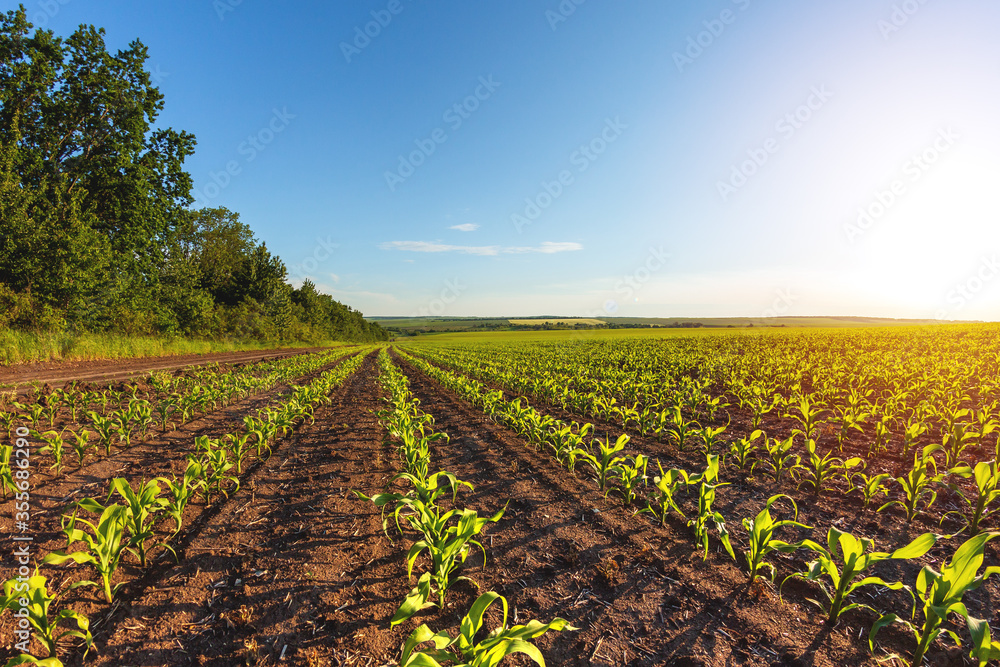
[0,329,327,366]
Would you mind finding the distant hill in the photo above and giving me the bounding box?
[367,315,955,335]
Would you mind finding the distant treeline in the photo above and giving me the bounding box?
[0,7,387,343]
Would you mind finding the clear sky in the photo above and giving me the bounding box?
[23,0,1000,320]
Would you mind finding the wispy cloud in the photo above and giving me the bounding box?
[380,241,583,256]
[450,223,480,232]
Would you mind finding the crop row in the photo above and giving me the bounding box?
[0,348,355,484]
[355,350,574,666]
[0,350,367,666]
[396,348,1000,666]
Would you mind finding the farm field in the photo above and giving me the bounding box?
[1,326,999,666]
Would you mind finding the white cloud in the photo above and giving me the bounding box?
[450,223,480,232]
[380,241,583,256]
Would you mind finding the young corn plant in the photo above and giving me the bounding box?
[763,435,800,483]
[849,471,893,510]
[697,424,727,455]
[395,506,505,626]
[399,591,576,667]
[1,444,15,499]
[786,395,828,441]
[832,405,868,452]
[664,408,699,453]
[110,409,135,449]
[795,440,862,497]
[941,421,978,467]
[944,460,1000,535]
[67,429,94,468]
[687,454,735,562]
[781,527,937,624]
[642,461,690,526]
[108,478,171,567]
[43,502,131,603]
[869,532,1000,667]
[86,412,116,456]
[37,430,67,476]
[0,573,93,663]
[158,461,205,535]
[726,429,763,473]
[581,434,630,497]
[224,432,252,474]
[868,418,892,458]
[902,420,929,459]
[880,445,943,522]
[613,454,649,506]
[742,494,814,585]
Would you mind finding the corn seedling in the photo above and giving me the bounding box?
[642,461,691,526]
[0,572,92,663]
[786,395,828,441]
[86,412,116,456]
[942,421,978,467]
[944,460,1000,534]
[868,418,891,458]
[697,424,727,455]
[781,526,937,624]
[869,532,1000,667]
[902,420,928,459]
[726,429,763,473]
[849,471,893,510]
[108,478,171,567]
[742,494,814,585]
[687,454,735,561]
[399,591,576,667]
[763,435,799,483]
[879,445,942,522]
[43,502,131,603]
[225,432,253,474]
[795,440,862,496]
[833,406,867,451]
[37,430,67,476]
[158,461,205,535]
[153,397,178,432]
[1,445,14,499]
[613,454,649,506]
[581,434,629,497]
[0,410,16,436]
[395,506,505,626]
[67,430,93,468]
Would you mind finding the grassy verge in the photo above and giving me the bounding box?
[0,329,330,366]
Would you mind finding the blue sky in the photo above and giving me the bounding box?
[23,0,1000,320]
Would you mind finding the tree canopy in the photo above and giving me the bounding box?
[0,6,386,343]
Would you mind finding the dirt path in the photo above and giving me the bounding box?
[0,347,329,389]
